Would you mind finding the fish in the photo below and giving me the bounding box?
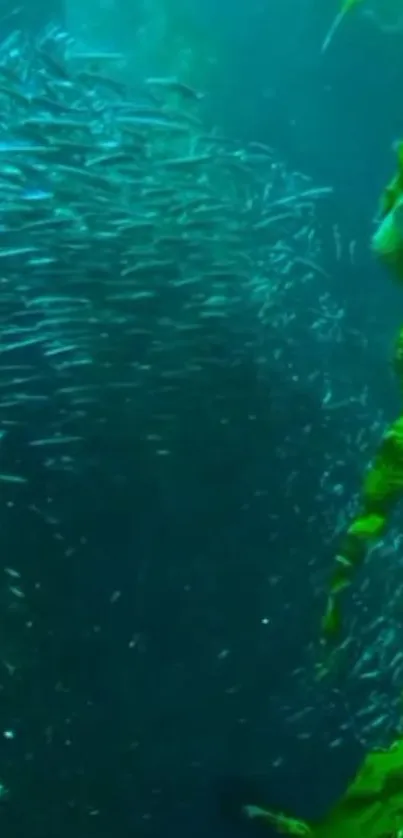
[0,24,333,483]
[0,29,363,737]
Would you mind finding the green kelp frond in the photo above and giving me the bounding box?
[373,144,403,279]
[378,141,403,218]
[315,737,403,838]
[243,737,403,838]
[243,805,312,836]
[322,0,365,53]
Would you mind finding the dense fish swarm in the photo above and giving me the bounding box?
[0,24,334,481]
[1,24,403,821]
[5,22,395,783]
[0,23,403,762]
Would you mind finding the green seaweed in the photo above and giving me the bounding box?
[243,737,403,837]
[321,140,403,648]
[321,0,365,53]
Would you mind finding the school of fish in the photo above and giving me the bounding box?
[4,20,403,792]
[0,23,333,484]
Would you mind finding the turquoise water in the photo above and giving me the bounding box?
[0,2,402,837]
